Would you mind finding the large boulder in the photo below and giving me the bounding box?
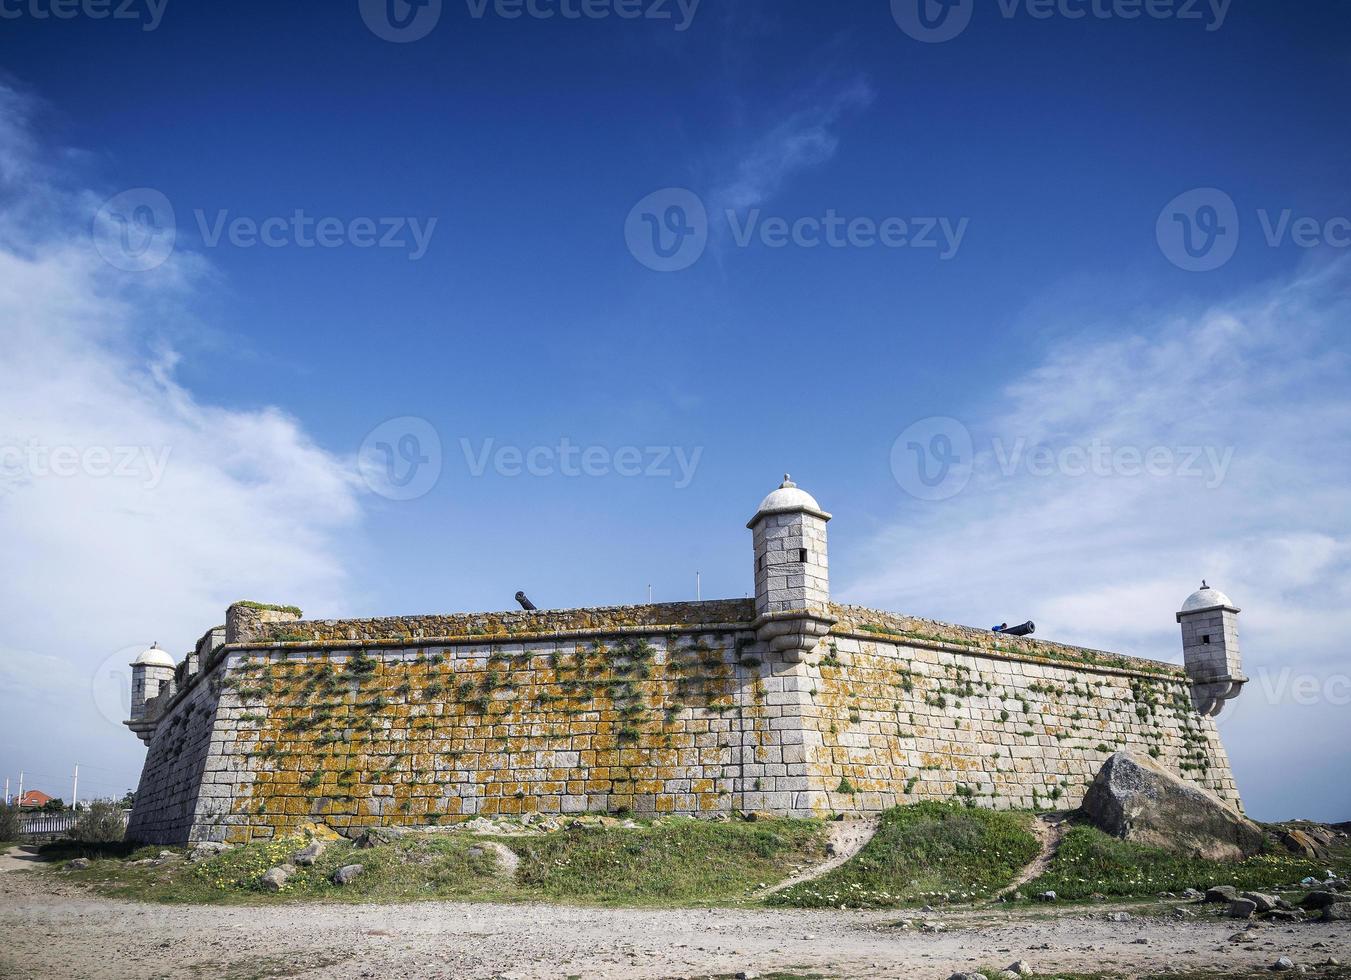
[1080,752,1264,862]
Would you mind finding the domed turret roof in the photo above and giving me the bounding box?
[1180,582,1237,614]
[132,643,175,669]
[747,475,831,527]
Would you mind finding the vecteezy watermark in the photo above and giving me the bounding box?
[0,441,172,490]
[625,187,968,272]
[460,438,703,488]
[890,417,1235,501]
[92,644,143,730]
[359,0,699,42]
[890,417,975,501]
[1156,188,1240,272]
[1157,187,1351,272]
[358,417,444,501]
[91,189,439,270]
[194,210,438,261]
[1216,665,1351,732]
[92,188,177,273]
[359,0,442,42]
[0,0,168,31]
[891,0,1229,43]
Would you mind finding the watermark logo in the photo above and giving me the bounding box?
[460,437,702,488]
[1157,187,1240,272]
[625,188,708,272]
[890,420,1236,501]
[890,417,974,502]
[1215,666,1351,733]
[625,188,968,272]
[194,209,438,261]
[359,0,443,42]
[891,0,973,43]
[0,441,172,490]
[91,644,142,729]
[891,0,1229,43]
[1157,189,1351,272]
[0,0,168,31]
[358,417,443,500]
[92,188,176,273]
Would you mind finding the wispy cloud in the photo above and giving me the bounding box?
[710,76,874,214]
[0,82,364,793]
[844,259,1351,821]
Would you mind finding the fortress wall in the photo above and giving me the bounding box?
[193,627,789,843]
[125,663,233,845]
[129,598,1242,844]
[809,630,1240,815]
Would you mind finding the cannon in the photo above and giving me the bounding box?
[992,621,1035,637]
[514,591,537,611]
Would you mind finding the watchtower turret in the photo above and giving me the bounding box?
[747,475,836,661]
[1177,582,1246,716]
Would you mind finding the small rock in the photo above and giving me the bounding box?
[1301,890,1351,910]
[1241,891,1279,913]
[1005,961,1033,976]
[64,858,90,871]
[292,839,327,867]
[1106,911,1132,922]
[1229,898,1258,919]
[1322,903,1351,922]
[1205,885,1240,904]
[354,827,405,849]
[188,842,231,862]
[332,864,364,886]
[1230,931,1258,943]
[259,865,293,892]
[1272,957,1295,972]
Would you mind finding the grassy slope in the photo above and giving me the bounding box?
[1024,823,1351,901]
[769,802,1041,909]
[45,817,828,908]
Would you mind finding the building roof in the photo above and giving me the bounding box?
[1180,583,1238,614]
[132,643,176,668]
[18,790,53,808]
[747,475,832,527]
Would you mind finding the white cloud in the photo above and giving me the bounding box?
[845,259,1351,821]
[0,83,364,796]
[710,76,874,214]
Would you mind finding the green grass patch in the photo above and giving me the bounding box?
[46,817,828,909]
[508,817,825,906]
[769,802,1040,909]
[1024,823,1351,900]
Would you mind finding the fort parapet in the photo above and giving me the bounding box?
[125,477,1244,844]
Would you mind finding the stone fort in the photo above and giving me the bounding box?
[124,477,1247,844]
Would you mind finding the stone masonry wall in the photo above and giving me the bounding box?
[125,602,1241,844]
[806,627,1239,814]
[185,628,778,843]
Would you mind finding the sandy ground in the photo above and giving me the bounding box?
[1,849,1348,980]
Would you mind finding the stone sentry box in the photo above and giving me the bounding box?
[124,478,1247,845]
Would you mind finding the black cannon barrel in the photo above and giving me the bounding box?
[515,591,537,611]
[995,621,1035,637]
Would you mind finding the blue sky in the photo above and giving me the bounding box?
[1,1,1349,819]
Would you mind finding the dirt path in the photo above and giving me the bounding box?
[997,814,1068,899]
[0,845,48,874]
[756,816,880,898]
[1,864,1348,980]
